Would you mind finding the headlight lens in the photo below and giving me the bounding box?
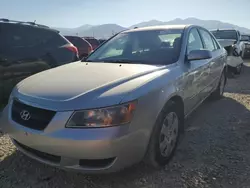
[66,101,137,128]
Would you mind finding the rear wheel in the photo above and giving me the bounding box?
[144,102,181,168]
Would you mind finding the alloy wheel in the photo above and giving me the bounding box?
[159,112,179,157]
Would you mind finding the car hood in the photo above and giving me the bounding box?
[217,39,237,48]
[14,61,167,110]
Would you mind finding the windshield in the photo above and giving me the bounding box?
[211,30,238,40]
[86,29,183,65]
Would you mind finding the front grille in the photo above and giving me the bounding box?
[14,140,61,163]
[11,99,56,131]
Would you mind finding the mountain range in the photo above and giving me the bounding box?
[54,18,250,39]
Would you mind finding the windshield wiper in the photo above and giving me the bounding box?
[106,59,142,64]
[83,59,145,64]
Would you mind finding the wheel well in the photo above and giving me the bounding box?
[223,66,228,85]
[169,96,184,115]
[168,95,185,130]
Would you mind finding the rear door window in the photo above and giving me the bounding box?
[199,29,216,51]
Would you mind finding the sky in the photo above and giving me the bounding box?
[1,0,250,28]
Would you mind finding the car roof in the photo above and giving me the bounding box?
[0,21,59,33]
[123,25,190,33]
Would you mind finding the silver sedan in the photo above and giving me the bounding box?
[1,25,227,173]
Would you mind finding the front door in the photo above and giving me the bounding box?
[182,28,211,114]
[198,28,223,94]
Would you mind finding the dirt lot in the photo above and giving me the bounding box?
[1,62,250,188]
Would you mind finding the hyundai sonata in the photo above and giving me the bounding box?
[1,25,227,173]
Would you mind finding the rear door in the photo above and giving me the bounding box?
[198,28,223,93]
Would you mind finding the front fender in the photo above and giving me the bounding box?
[124,78,178,133]
[122,81,179,159]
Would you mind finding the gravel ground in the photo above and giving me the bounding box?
[1,62,250,188]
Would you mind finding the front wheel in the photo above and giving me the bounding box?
[144,102,181,168]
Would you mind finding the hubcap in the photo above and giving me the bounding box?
[219,74,225,95]
[159,112,179,157]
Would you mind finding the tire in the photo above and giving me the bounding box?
[144,101,181,168]
[234,64,242,75]
[211,71,226,100]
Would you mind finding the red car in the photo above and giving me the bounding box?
[83,37,100,50]
[65,36,93,59]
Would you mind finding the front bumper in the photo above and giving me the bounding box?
[0,101,147,173]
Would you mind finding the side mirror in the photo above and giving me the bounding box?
[187,50,212,61]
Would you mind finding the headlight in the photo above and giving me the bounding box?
[66,101,137,128]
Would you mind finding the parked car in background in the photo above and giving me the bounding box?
[210,29,244,76]
[210,29,245,58]
[83,37,100,50]
[65,36,93,59]
[241,34,250,57]
[98,39,106,44]
[224,45,244,76]
[1,25,227,173]
[0,19,79,106]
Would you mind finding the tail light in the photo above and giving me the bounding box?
[65,44,79,55]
